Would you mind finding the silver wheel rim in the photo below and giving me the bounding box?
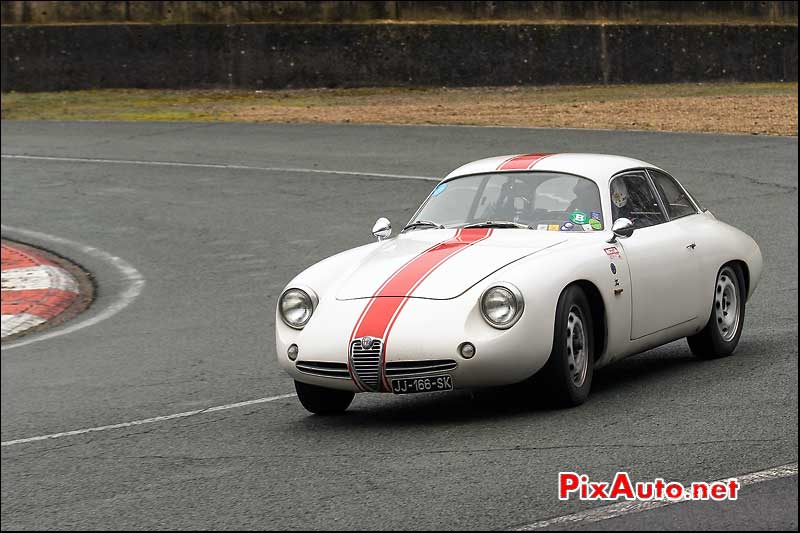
[566,306,588,387]
[715,267,740,342]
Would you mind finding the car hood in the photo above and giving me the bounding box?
[335,228,567,300]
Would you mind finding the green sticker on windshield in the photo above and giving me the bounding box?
[570,210,588,225]
[589,218,603,230]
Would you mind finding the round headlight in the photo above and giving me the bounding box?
[480,284,524,329]
[279,288,316,329]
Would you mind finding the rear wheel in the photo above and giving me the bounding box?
[688,263,746,359]
[536,285,595,407]
[294,380,354,415]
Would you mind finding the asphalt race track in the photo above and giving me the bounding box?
[1,121,797,530]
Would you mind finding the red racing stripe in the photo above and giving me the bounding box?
[348,228,492,391]
[496,153,553,171]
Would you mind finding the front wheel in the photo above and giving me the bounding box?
[294,380,354,415]
[687,263,746,359]
[535,285,595,407]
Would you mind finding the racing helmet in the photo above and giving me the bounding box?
[611,179,628,208]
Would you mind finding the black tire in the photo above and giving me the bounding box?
[687,263,746,359]
[294,380,354,415]
[536,285,595,407]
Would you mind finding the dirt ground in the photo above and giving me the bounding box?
[1,83,796,135]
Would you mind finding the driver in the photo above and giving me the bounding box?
[496,176,531,222]
[610,179,630,220]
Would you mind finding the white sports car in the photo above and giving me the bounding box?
[276,153,762,414]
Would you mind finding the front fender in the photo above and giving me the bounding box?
[487,236,633,368]
[280,241,378,303]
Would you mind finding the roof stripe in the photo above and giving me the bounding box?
[496,153,554,171]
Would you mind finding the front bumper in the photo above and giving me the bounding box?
[276,288,556,392]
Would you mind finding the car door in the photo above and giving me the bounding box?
[647,168,708,321]
[610,171,702,340]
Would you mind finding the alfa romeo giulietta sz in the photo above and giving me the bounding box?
[276,153,762,414]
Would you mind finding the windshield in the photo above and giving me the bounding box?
[411,172,604,232]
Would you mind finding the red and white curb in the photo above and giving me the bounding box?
[1,242,80,339]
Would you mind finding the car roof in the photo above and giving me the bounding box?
[444,153,664,186]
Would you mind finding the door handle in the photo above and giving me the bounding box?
[686,243,696,250]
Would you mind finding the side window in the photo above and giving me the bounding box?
[610,173,666,229]
[648,170,698,220]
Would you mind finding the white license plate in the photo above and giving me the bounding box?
[391,375,453,395]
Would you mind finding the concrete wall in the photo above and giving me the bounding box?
[2,1,798,24]
[1,23,797,92]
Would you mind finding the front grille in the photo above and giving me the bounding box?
[385,359,458,377]
[350,338,383,391]
[296,361,351,379]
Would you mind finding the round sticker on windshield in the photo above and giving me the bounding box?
[570,210,588,225]
[431,183,447,197]
[589,218,603,230]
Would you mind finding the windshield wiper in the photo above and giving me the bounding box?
[402,220,445,232]
[462,220,532,229]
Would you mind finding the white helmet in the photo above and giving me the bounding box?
[611,179,628,208]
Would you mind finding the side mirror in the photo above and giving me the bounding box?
[607,218,634,243]
[372,217,392,241]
